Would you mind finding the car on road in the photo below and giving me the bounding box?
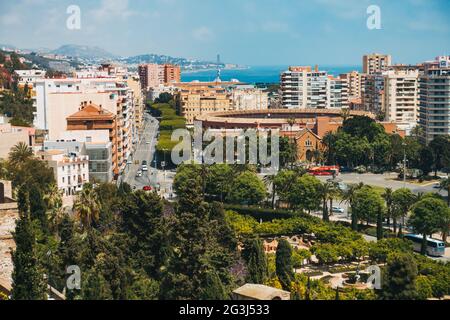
[136,170,143,177]
[146,141,151,144]
[433,183,441,189]
[143,186,152,191]
[332,206,345,214]
[142,160,147,166]
[142,165,148,172]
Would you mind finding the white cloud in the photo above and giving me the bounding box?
[192,26,214,41]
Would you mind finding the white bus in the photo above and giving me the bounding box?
[404,234,446,257]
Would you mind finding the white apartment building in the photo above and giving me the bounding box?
[44,130,114,183]
[40,150,90,196]
[34,76,138,172]
[14,69,46,86]
[383,69,419,134]
[328,76,349,109]
[231,85,269,111]
[281,66,328,109]
[419,57,450,143]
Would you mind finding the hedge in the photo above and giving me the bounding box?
[223,204,306,222]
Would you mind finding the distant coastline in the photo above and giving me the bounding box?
[181,65,361,84]
[182,66,250,73]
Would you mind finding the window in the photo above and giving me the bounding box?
[305,139,313,147]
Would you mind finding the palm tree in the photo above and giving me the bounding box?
[8,142,33,167]
[382,188,394,227]
[439,178,450,206]
[318,182,339,222]
[73,184,100,231]
[440,212,450,243]
[327,182,340,219]
[263,174,277,209]
[341,182,364,230]
[44,183,64,233]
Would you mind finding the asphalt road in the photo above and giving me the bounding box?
[322,172,448,197]
[122,112,176,199]
[123,112,159,190]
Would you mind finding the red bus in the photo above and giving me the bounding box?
[308,166,340,176]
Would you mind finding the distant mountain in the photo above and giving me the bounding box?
[119,54,223,70]
[3,43,233,71]
[0,43,16,51]
[51,44,118,60]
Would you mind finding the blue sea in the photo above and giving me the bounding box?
[182,65,362,84]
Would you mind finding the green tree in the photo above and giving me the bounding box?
[199,269,228,300]
[288,174,321,212]
[439,177,450,207]
[205,164,233,202]
[391,188,416,236]
[121,191,169,279]
[352,186,385,228]
[382,188,394,227]
[263,174,277,209]
[275,239,294,291]
[415,275,433,300]
[8,142,33,168]
[381,253,418,300]
[409,198,449,255]
[29,184,49,233]
[228,171,266,206]
[11,187,48,300]
[242,238,267,284]
[341,182,365,230]
[317,181,339,222]
[429,136,450,176]
[73,184,100,230]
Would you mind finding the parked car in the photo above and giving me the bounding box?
[143,186,152,191]
[332,206,345,214]
[142,160,147,166]
[127,159,133,165]
[136,170,143,177]
[142,165,148,172]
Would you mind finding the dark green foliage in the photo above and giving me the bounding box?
[121,191,169,279]
[275,239,294,291]
[29,185,49,233]
[381,253,418,300]
[242,238,267,284]
[160,175,236,300]
[11,187,48,300]
[409,198,450,255]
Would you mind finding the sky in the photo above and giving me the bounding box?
[0,0,449,66]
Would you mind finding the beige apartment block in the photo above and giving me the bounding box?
[363,53,392,74]
[339,71,361,100]
[383,69,419,133]
[127,76,145,135]
[176,86,232,125]
[0,124,34,159]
